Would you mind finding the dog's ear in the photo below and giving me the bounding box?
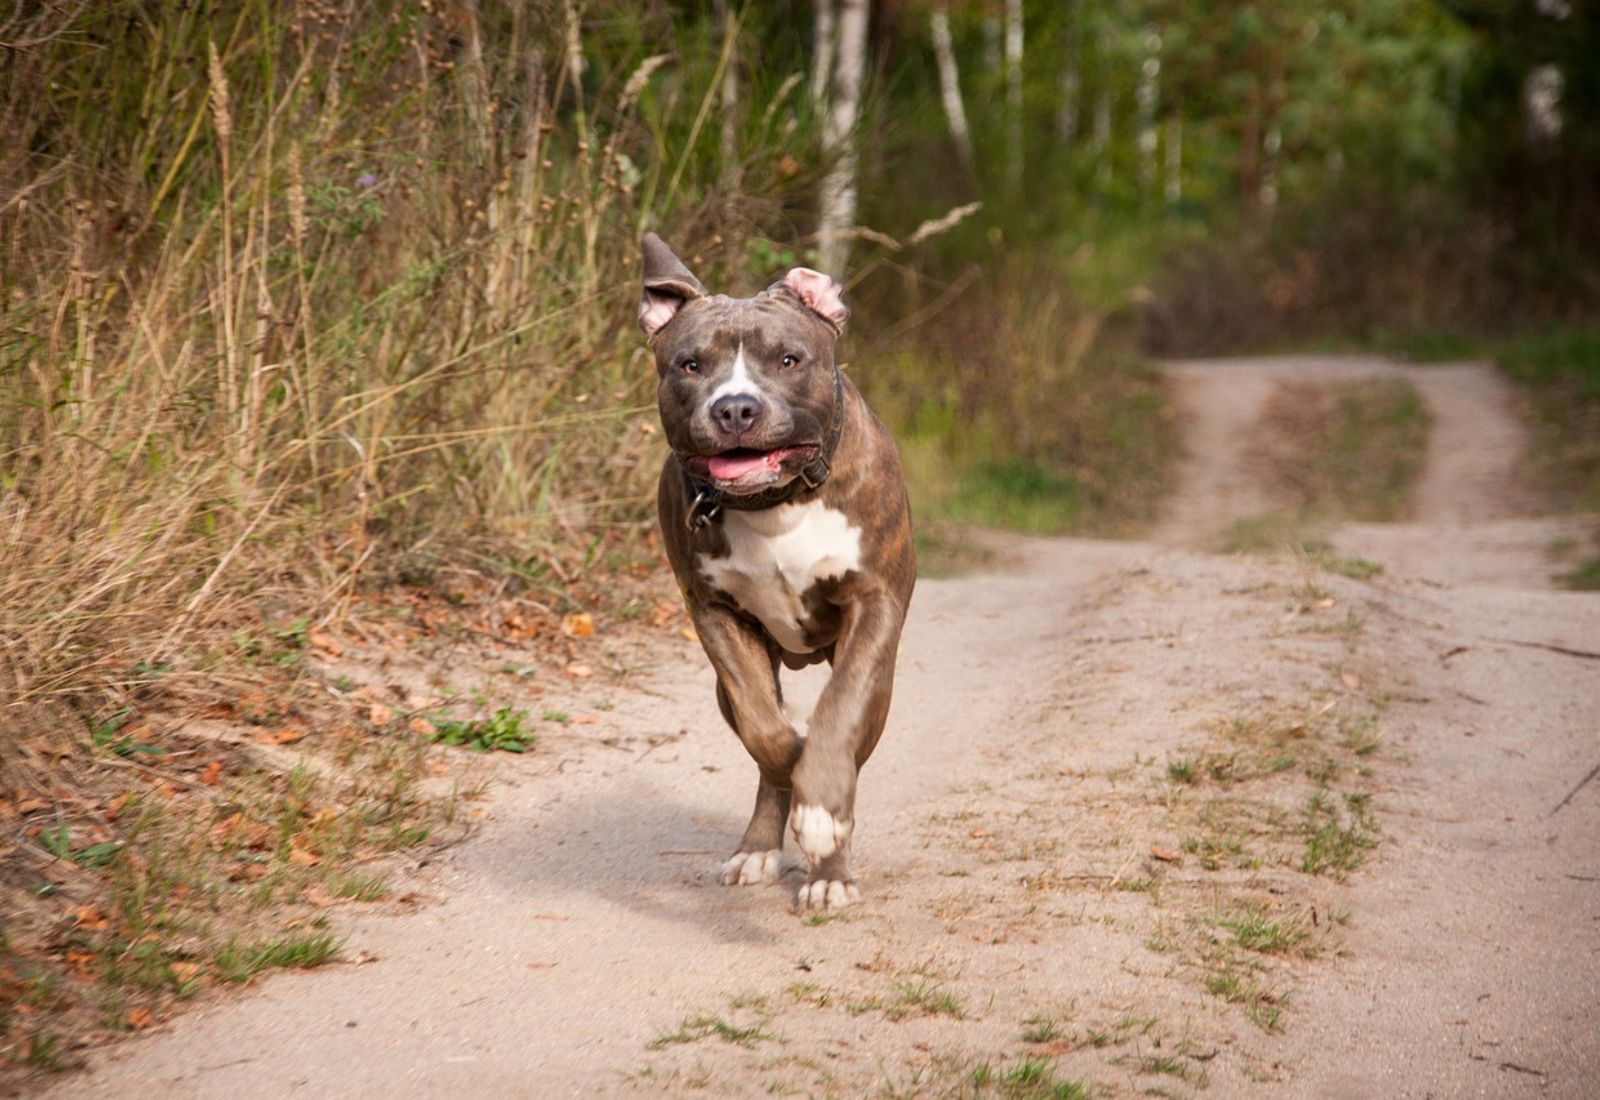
[639,234,706,338]
[775,267,849,334]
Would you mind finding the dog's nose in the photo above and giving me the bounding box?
[711,393,764,435]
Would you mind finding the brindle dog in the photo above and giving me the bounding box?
[639,234,916,911]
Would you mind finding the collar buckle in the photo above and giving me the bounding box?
[686,490,721,532]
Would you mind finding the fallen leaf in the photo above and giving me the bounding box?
[69,905,111,931]
[573,715,599,726]
[368,700,394,726]
[968,828,988,839]
[564,663,594,679]
[170,962,204,984]
[680,626,699,643]
[288,845,319,867]
[308,629,344,656]
[1315,597,1336,609]
[198,760,224,786]
[126,1007,154,1030]
[561,611,595,638]
[408,716,437,736]
[1150,846,1182,862]
[1340,672,1361,689]
[266,727,307,746]
[227,861,267,882]
[65,950,97,974]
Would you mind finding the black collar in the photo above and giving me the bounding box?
[679,365,846,533]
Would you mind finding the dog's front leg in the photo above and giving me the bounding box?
[788,590,907,910]
[691,602,803,885]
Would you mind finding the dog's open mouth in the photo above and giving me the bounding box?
[688,445,816,485]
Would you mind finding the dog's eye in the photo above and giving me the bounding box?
[681,358,700,375]
[781,353,800,368]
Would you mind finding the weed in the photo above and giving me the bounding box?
[1020,1013,1061,1043]
[1342,715,1384,756]
[431,708,534,753]
[1114,1051,1205,1085]
[25,1033,70,1072]
[37,825,121,870]
[648,1015,774,1050]
[1166,756,1198,785]
[967,1056,1088,1099]
[329,872,391,902]
[887,979,966,1021]
[1222,910,1312,956]
[1300,790,1379,877]
[1205,972,1284,1033]
[214,933,341,983]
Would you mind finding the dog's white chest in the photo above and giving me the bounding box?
[698,501,863,653]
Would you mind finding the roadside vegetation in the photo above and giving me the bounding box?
[1496,328,1600,588]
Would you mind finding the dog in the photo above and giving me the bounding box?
[638,234,916,911]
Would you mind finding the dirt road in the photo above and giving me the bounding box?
[46,357,1600,1098]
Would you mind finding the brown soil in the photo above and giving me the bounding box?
[41,356,1600,1098]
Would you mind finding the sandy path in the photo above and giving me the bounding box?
[43,357,1600,1098]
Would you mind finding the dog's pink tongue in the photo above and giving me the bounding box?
[708,451,772,480]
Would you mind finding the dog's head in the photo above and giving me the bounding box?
[639,234,849,497]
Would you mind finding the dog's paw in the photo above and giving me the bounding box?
[789,804,851,867]
[720,849,782,886]
[796,878,860,912]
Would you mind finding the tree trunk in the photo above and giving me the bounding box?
[717,0,740,186]
[810,0,835,110]
[1165,109,1182,205]
[1136,27,1161,199]
[1093,87,1112,190]
[1057,0,1081,143]
[817,0,868,276]
[929,4,974,176]
[1004,0,1024,192]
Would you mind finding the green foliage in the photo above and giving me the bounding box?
[1300,790,1379,877]
[430,708,534,754]
[214,933,341,983]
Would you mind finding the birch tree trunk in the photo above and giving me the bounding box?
[1057,0,1082,144]
[816,0,868,276]
[810,0,835,110]
[929,3,975,176]
[1004,0,1024,192]
[1136,27,1161,198]
[1165,110,1182,205]
[717,0,740,187]
[1093,88,1112,190]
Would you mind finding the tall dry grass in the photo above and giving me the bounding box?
[1,2,816,718]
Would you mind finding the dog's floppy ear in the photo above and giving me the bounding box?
[639,234,706,338]
[776,266,849,334]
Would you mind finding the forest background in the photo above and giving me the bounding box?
[3,0,1597,716]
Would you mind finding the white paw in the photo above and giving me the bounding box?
[796,879,860,911]
[720,849,782,886]
[789,804,851,866]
